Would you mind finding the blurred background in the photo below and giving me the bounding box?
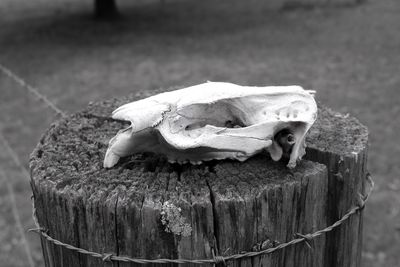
[0,0,399,266]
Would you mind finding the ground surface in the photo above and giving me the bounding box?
[0,0,399,266]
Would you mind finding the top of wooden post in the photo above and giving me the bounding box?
[30,92,367,196]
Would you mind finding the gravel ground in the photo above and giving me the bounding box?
[0,0,399,266]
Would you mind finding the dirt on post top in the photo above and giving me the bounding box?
[306,104,368,155]
[29,92,368,201]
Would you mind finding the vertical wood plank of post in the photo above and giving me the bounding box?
[30,92,368,267]
[305,107,368,267]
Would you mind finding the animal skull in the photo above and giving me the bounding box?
[104,82,317,168]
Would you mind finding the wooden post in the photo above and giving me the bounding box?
[30,93,368,267]
[94,0,118,19]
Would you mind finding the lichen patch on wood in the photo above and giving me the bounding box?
[161,201,192,237]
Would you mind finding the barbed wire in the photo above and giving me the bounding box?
[0,63,67,118]
[1,62,375,265]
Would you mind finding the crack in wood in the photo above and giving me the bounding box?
[206,178,221,255]
[114,193,120,267]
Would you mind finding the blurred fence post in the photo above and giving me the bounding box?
[95,0,118,19]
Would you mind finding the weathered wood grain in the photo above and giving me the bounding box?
[206,158,328,267]
[30,93,368,267]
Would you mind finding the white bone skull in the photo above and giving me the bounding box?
[104,82,317,168]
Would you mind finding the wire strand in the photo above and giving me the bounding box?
[0,63,67,118]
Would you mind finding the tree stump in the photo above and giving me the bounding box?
[30,92,368,267]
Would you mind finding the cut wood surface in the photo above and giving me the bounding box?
[30,91,368,267]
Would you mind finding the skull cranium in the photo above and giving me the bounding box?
[104,82,317,168]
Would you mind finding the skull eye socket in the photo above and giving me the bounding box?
[184,122,207,131]
[184,119,245,131]
[224,120,245,128]
[178,102,247,132]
